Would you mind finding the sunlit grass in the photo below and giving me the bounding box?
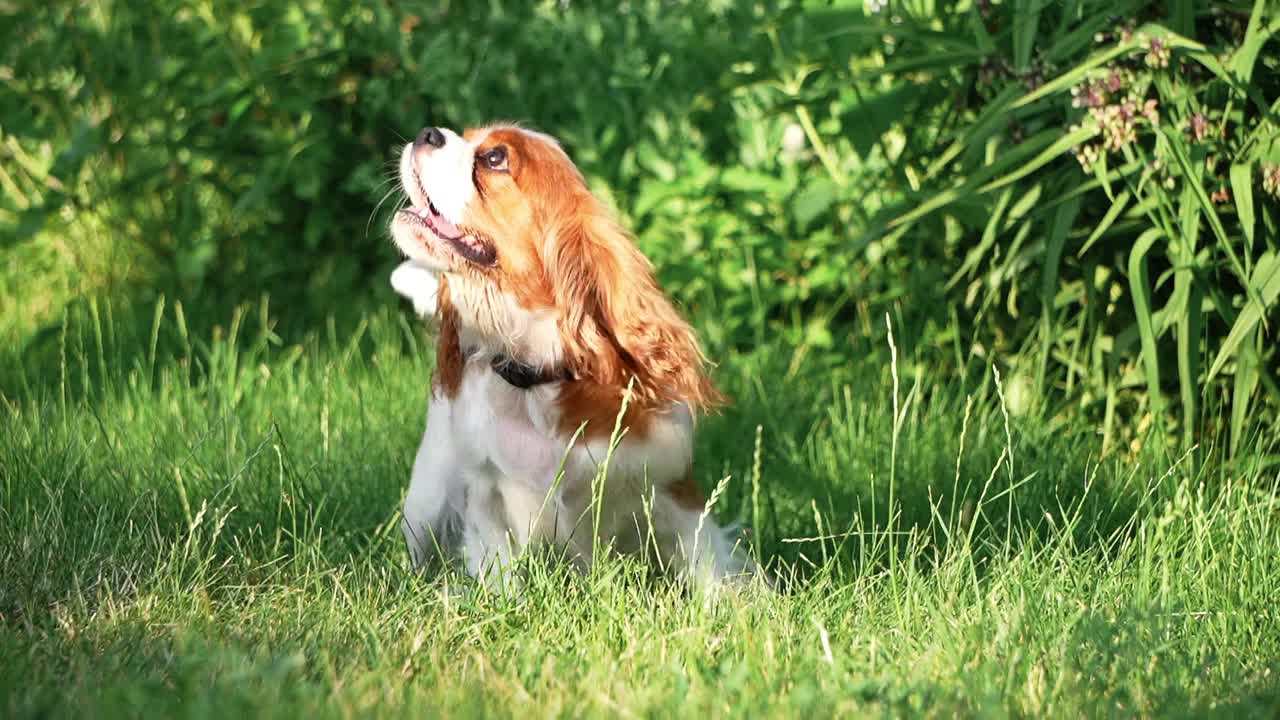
[2,304,1277,717]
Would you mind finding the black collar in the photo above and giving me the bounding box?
[490,354,571,389]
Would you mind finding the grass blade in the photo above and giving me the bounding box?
[1013,0,1043,70]
[1230,163,1255,252]
[1169,0,1194,37]
[1010,24,1203,111]
[976,126,1097,195]
[890,126,1097,231]
[1174,269,1201,449]
[1128,228,1165,419]
[949,187,1013,288]
[1231,0,1270,83]
[1077,190,1131,257]
[1162,127,1264,314]
[1230,331,1259,459]
[1038,195,1082,392]
[1206,252,1280,382]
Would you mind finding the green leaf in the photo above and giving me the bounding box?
[841,85,920,161]
[1206,252,1280,383]
[1093,146,1114,201]
[1038,196,1081,390]
[1162,126,1264,314]
[719,168,787,195]
[855,50,987,79]
[1174,268,1201,449]
[1005,183,1043,225]
[925,86,1023,181]
[1044,7,1137,62]
[1170,0,1194,37]
[967,4,996,54]
[976,126,1097,195]
[1231,0,1271,83]
[793,178,837,232]
[1012,0,1043,71]
[229,94,253,123]
[1011,24,1204,110]
[1078,190,1130,257]
[1042,196,1081,307]
[1230,163,1255,251]
[1128,228,1165,418]
[892,126,1095,231]
[1177,144,1205,261]
[1185,50,1274,117]
[1230,333,1259,459]
[949,187,1013,288]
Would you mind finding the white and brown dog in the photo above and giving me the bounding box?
[389,124,752,590]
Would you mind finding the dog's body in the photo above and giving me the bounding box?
[388,125,751,589]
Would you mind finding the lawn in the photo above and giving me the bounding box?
[4,1,1280,715]
[2,302,1277,717]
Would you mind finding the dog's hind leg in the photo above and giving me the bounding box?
[649,486,758,590]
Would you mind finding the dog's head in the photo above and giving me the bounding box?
[391,124,719,410]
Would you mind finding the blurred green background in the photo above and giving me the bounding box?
[3,0,1278,450]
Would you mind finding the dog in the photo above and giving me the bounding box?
[389,123,753,590]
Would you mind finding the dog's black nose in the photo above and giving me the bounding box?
[415,126,446,149]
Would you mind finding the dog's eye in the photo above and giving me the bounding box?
[479,146,508,171]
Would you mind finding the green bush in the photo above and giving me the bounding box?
[869,0,1280,454]
[3,0,1278,449]
[4,1,938,344]
[2,1,799,333]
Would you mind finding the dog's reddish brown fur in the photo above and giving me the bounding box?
[430,125,722,438]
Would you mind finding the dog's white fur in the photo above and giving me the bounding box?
[393,262,751,590]
[397,127,478,229]
[389,126,754,591]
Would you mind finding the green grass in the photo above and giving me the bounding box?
[2,302,1279,718]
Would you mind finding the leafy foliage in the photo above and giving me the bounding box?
[3,0,1279,449]
[868,0,1280,452]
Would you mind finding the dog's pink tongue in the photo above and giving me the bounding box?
[426,205,461,238]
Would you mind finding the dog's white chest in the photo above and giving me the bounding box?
[450,362,566,490]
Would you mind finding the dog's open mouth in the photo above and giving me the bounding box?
[399,200,496,267]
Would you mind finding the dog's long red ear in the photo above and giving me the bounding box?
[432,275,464,399]
[545,206,722,411]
